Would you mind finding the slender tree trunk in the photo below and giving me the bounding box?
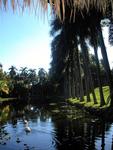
[74,63,80,100]
[71,48,76,98]
[93,44,105,106]
[76,47,84,101]
[86,48,97,104]
[98,25,113,107]
[68,65,72,98]
[80,37,91,102]
[64,72,68,99]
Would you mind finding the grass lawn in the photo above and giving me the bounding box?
[0,97,16,102]
[67,86,110,109]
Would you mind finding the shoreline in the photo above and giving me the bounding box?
[67,100,113,121]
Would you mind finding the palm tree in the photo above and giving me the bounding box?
[37,68,48,98]
[92,44,105,106]
[89,27,105,106]
[97,25,113,106]
[28,69,38,85]
[50,0,112,105]
[19,67,28,80]
[9,66,17,79]
[38,68,48,85]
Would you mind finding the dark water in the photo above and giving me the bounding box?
[0,101,113,150]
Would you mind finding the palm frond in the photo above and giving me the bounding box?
[0,0,112,21]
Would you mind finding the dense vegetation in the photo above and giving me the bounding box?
[0,65,56,101]
[0,55,112,108]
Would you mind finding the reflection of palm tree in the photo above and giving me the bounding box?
[101,122,105,150]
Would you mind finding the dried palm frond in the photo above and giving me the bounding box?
[0,0,112,21]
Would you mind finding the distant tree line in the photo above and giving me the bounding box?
[0,64,56,101]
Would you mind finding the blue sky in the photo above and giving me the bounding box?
[0,8,113,73]
[0,8,52,72]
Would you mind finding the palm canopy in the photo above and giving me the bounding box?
[0,0,112,21]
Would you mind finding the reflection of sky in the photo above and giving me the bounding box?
[1,115,56,150]
[95,124,113,150]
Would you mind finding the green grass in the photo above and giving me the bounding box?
[67,86,110,109]
[0,97,16,102]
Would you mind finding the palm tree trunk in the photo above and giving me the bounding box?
[68,65,72,98]
[93,44,105,106]
[71,48,76,98]
[98,25,113,107]
[80,37,91,102]
[76,47,84,101]
[86,48,97,104]
[64,72,68,99]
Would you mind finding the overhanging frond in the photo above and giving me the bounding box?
[0,0,112,21]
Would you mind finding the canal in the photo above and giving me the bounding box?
[0,101,113,150]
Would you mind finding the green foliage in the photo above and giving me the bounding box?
[0,80,9,95]
[0,64,10,96]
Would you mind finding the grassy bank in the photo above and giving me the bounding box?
[67,86,110,110]
[0,97,17,102]
[66,86,113,120]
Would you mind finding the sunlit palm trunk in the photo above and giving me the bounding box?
[80,37,91,102]
[98,25,113,107]
[86,49,97,104]
[93,44,105,106]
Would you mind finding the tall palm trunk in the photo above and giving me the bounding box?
[74,59,80,100]
[64,72,68,99]
[86,48,97,104]
[93,43,105,106]
[76,46,84,101]
[70,42,76,98]
[98,25,113,107]
[80,36,91,102]
[68,63,72,98]
[71,49,76,98]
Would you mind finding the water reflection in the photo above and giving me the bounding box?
[0,101,113,150]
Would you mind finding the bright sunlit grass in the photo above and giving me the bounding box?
[67,86,110,109]
[0,97,16,102]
